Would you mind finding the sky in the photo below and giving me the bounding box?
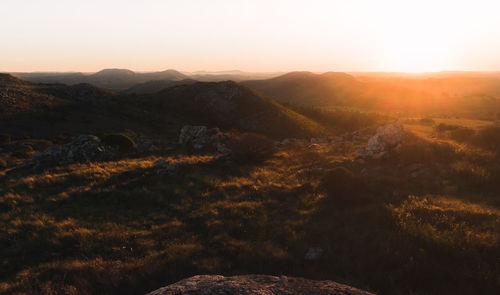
[1,0,500,73]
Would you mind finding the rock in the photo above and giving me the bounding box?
[179,125,229,152]
[153,159,168,167]
[215,143,231,154]
[310,138,329,144]
[357,122,406,159]
[155,160,188,175]
[146,275,374,295]
[24,135,113,170]
[304,247,323,260]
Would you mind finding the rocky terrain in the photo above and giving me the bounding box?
[147,275,374,295]
[1,73,500,295]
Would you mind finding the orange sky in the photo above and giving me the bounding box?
[2,0,500,73]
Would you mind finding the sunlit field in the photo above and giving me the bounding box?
[2,1,500,294]
[1,111,500,294]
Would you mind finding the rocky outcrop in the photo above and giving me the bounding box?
[154,159,189,175]
[357,122,406,159]
[146,275,374,295]
[179,125,229,152]
[24,135,113,170]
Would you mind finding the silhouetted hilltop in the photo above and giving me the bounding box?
[139,81,325,138]
[0,73,66,115]
[123,79,197,94]
[242,71,362,106]
[15,69,189,91]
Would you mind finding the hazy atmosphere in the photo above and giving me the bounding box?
[3,0,500,72]
[2,1,500,295]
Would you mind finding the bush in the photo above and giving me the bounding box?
[397,138,455,165]
[101,134,137,153]
[227,133,277,163]
[0,158,7,169]
[448,128,475,143]
[435,123,460,133]
[472,125,500,151]
[318,167,362,204]
[419,118,435,125]
[12,144,34,159]
[22,139,53,151]
[397,141,435,165]
[0,133,11,145]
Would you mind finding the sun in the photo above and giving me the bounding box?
[374,3,455,73]
[378,32,452,73]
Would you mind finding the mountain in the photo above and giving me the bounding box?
[135,81,326,138]
[123,79,197,94]
[14,72,87,86]
[0,74,67,115]
[141,69,189,81]
[14,69,189,91]
[242,71,500,116]
[0,75,324,139]
[242,71,363,106]
[190,71,281,82]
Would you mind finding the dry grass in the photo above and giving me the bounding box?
[1,136,499,295]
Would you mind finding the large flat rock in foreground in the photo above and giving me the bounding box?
[146,275,375,295]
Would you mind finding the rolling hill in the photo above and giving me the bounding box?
[133,81,326,138]
[123,79,197,94]
[243,71,500,117]
[15,69,189,91]
[0,75,324,139]
[242,71,363,106]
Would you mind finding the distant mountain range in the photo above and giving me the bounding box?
[14,69,189,91]
[12,69,282,91]
[5,69,500,119]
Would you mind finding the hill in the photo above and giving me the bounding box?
[123,79,197,94]
[242,71,363,107]
[243,71,500,117]
[0,75,324,139]
[134,81,326,138]
[15,69,189,91]
[0,74,67,115]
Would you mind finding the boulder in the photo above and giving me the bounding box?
[146,275,374,295]
[179,125,229,152]
[304,247,324,260]
[154,159,189,175]
[357,122,406,159]
[310,137,329,144]
[24,135,113,170]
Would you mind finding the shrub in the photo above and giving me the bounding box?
[435,123,460,133]
[472,125,500,151]
[419,118,435,125]
[448,127,475,143]
[101,134,137,154]
[0,133,11,145]
[227,133,277,163]
[23,139,53,151]
[12,144,34,159]
[0,158,7,169]
[397,141,435,165]
[318,167,362,204]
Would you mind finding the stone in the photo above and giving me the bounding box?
[146,275,374,295]
[156,160,188,175]
[24,135,113,170]
[304,247,324,260]
[178,125,229,152]
[153,159,168,167]
[357,122,406,159]
[310,137,329,144]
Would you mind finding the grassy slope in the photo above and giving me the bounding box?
[1,131,499,295]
